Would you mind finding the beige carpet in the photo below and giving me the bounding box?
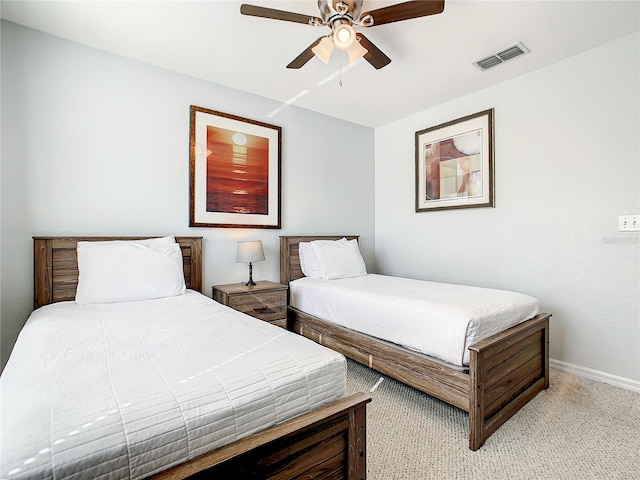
[345,359,640,480]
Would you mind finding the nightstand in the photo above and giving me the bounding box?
[212,280,288,328]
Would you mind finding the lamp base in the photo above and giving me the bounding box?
[244,262,256,286]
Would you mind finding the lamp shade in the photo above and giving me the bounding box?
[236,240,265,263]
[346,39,368,63]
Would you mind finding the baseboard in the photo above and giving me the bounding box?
[550,359,640,393]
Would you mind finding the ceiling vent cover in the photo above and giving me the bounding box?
[475,42,530,71]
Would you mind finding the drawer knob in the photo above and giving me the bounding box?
[253,306,269,312]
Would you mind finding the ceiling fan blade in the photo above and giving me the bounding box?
[356,34,391,69]
[241,4,323,26]
[360,0,445,26]
[287,38,324,69]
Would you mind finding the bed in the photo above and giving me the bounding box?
[280,235,551,451]
[0,236,370,480]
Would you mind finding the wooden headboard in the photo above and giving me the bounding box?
[33,236,203,309]
[279,235,359,284]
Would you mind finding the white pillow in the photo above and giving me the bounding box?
[75,240,186,304]
[300,238,350,278]
[135,236,176,246]
[311,238,367,280]
[299,242,322,278]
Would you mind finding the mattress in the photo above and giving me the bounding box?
[0,290,346,480]
[290,274,540,366]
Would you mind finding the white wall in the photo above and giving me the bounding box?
[0,21,375,368]
[2,20,638,385]
[375,32,640,382]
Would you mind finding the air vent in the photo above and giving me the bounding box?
[474,42,530,71]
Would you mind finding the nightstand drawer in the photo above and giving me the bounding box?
[228,290,287,322]
[212,281,289,326]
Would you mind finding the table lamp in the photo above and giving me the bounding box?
[236,240,265,286]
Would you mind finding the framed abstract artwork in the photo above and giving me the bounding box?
[189,105,282,228]
[415,108,494,212]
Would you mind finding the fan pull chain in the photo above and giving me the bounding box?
[339,51,343,87]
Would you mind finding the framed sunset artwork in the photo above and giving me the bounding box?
[415,108,494,212]
[189,105,281,228]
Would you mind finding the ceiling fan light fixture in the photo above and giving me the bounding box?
[346,39,368,63]
[311,36,335,63]
[240,0,447,71]
[333,23,356,50]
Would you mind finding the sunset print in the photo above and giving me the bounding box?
[205,125,269,215]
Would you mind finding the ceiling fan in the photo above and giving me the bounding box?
[240,0,445,70]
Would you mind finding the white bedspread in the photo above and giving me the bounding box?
[290,274,540,366]
[0,290,346,480]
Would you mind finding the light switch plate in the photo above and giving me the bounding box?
[618,215,640,231]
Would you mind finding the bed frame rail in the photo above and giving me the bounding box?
[289,307,470,411]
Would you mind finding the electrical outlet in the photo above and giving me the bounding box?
[618,215,640,232]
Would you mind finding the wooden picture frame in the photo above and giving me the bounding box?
[415,108,494,212]
[190,105,282,228]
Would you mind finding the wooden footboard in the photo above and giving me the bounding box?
[151,392,370,480]
[468,313,550,450]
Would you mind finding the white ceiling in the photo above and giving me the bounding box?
[2,0,639,127]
